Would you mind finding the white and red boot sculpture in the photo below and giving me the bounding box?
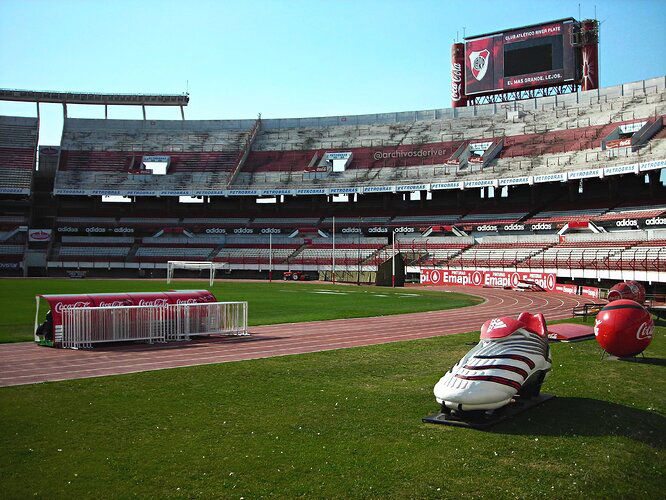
[434,312,552,412]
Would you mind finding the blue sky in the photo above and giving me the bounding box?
[1,0,665,145]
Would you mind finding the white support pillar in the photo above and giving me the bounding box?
[332,216,336,284]
[269,232,273,282]
[392,229,396,288]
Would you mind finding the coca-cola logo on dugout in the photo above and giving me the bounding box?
[176,298,198,305]
[98,300,127,307]
[138,298,168,307]
[54,301,91,314]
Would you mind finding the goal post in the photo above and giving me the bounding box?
[167,261,229,286]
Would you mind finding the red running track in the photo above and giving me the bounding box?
[0,287,584,387]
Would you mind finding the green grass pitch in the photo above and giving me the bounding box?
[0,319,664,498]
[0,279,481,343]
[0,279,663,497]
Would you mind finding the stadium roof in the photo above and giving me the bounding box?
[0,88,189,106]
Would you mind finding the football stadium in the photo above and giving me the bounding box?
[0,2,665,497]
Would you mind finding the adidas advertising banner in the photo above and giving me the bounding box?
[57,226,135,234]
[420,269,556,291]
[336,226,406,235]
[597,217,666,229]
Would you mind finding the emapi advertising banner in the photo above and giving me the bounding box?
[420,269,557,290]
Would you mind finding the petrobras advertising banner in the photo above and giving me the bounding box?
[396,184,430,192]
[604,164,637,176]
[420,269,556,291]
[260,189,295,196]
[362,185,394,193]
[638,159,666,172]
[142,155,171,163]
[227,189,260,196]
[329,187,360,194]
[295,188,327,195]
[51,160,665,198]
[127,191,157,196]
[464,179,496,188]
[498,176,530,186]
[469,141,493,152]
[0,187,30,195]
[431,181,463,190]
[325,152,352,161]
[534,172,566,183]
[619,122,646,134]
[567,169,602,180]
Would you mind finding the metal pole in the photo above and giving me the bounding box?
[357,223,361,286]
[392,229,396,288]
[332,216,336,284]
[33,297,41,342]
[269,232,272,282]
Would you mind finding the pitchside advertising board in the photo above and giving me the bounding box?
[420,269,557,291]
[465,19,577,96]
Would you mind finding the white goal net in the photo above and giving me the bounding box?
[166,261,229,286]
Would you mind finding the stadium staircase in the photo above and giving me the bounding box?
[205,247,219,260]
[285,243,308,263]
[210,243,225,262]
[126,241,141,262]
[437,244,475,266]
[361,244,391,266]
[513,242,559,266]
[227,115,262,188]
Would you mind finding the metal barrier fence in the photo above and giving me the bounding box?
[61,301,248,349]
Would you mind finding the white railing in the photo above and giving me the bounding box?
[60,301,248,349]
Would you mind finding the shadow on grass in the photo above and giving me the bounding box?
[90,334,285,352]
[612,356,666,367]
[652,317,666,327]
[493,397,666,448]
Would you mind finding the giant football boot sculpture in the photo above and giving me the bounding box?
[425,312,553,427]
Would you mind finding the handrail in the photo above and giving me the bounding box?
[227,114,262,188]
